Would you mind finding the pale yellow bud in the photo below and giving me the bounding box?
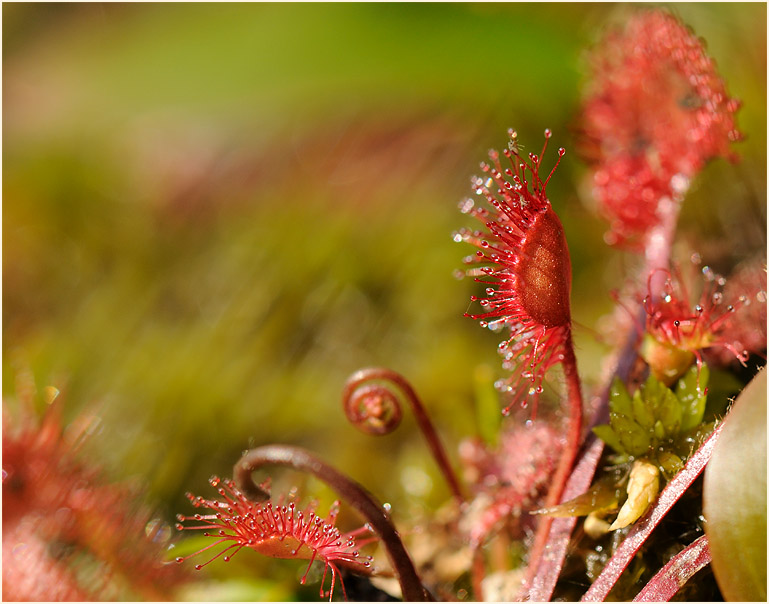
[610,460,660,531]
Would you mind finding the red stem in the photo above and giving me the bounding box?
[519,305,646,601]
[521,332,583,594]
[518,149,684,603]
[644,195,682,299]
[632,535,711,602]
[522,432,606,601]
[471,547,486,601]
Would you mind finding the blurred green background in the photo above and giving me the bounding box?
[3,3,766,600]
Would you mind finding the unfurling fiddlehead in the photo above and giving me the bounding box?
[234,444,432,602]
[342,367,464,503]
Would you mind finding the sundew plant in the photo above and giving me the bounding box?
[3,4,766,602]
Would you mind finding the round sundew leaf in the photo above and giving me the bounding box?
[703,368,767,602]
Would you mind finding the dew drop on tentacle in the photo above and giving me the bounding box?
[458,198,475,214]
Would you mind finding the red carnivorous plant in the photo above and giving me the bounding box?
[175,476,375,601]
[455,128,584,589]
[2,387,186,601]
[174,7,764,603]
[580,9,742,253]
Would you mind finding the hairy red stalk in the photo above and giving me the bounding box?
[632,535,712,602]
[522,432,607,601]
[234,444,432,601]
[518,318,652,601]
[519,336,583,595]
[581,422,723,601]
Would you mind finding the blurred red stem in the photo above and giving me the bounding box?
[471,547,485,601]
[644,196,681,299]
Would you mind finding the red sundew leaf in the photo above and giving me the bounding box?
[580,422,724,602]
[522,433,606,601]
[458,129,572,418]
[632,535,711,602]
[580,10,742,250]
